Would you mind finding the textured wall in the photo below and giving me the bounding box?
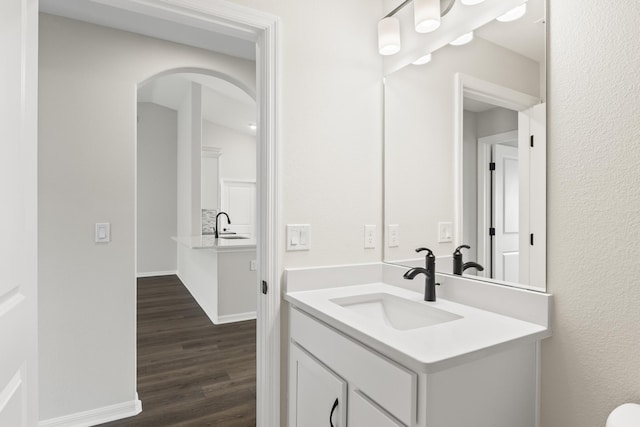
[541,1,640,425]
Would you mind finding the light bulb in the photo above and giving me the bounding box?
[496,3,527,22]
[461,0,485,5]
[414,0,441,33]
[412,53,432,65]
[378,17,401,55]
[449,31,474,46]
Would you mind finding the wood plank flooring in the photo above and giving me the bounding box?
[101,275,256,426]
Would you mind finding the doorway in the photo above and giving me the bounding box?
[455,73,545,288]
[133,70,259,424]
[36,1,280,425]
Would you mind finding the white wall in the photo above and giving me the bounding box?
[384,38,539,262]
[541,0,640,425]
[202,121,256,183]
[38,13,255,421]
[136,102,178,275]
[476,107,517,138]
[229,0,384,268]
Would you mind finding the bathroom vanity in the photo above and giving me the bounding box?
[285,264,551,427]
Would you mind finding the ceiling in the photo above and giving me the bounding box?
[475,0,546,63]
[138,73,257,136]
[39,0,256,61]
[39,0,258,136]
[464,98,499,113]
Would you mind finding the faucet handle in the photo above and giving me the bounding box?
[415,247,434,258]
[453,244,470,255]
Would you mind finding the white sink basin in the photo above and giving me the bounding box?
[331,293,462,331]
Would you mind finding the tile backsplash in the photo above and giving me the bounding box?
[202,209,217,235]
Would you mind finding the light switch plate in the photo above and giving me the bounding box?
[438,222,453,243]
[364,225,376,249]
[388,224,399,247]
[95,223,111,243]
[287,224,310,251]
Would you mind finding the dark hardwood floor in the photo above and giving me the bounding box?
[101,275,256,427]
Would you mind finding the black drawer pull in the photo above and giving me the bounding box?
[329,398,339,427]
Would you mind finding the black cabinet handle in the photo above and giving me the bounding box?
[329,398,339,427]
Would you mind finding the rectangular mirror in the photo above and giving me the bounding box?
[383,0,547,291]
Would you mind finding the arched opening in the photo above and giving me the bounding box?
[134,69,259,424]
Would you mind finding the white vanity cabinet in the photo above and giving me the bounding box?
[289,344,347,427]
[288,305,539,427]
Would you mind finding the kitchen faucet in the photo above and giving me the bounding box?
[214,212,231,238]
[452,244,484,275]
[403,247,439,302]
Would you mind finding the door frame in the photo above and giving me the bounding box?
[476,131,518,279]
[104,1,281,425]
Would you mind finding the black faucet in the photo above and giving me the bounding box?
[214,212,231,238]
[403,247,439,302]
[452,244,484,275]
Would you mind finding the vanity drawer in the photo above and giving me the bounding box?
[349,389,407,427]
[290,307,417,426]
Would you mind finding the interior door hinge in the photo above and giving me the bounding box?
[489,162,496,171]
[489,227,496,236]
[530,135,534,147]
[261,280,268,295]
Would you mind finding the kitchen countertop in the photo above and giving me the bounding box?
[171,235,257,251]
[285,283,550,373]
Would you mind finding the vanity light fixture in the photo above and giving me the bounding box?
[449,31,474,46]
[378,16,402,55]
[412,53,432,65]
[460,0,485,5]
[414,0,441,33]
[496,2,527,22]
[378,0,455,56]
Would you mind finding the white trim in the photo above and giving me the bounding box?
[38,399,142,427]
[201,146,222,157]
[136,270,177,278]
[476,131,518,279]
[216,311,257,324]
[101,1,280,425]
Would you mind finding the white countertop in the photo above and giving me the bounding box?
[172,235,257,251]
[285,283,550,373]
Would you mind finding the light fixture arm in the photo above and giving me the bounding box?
[383,0,456,19]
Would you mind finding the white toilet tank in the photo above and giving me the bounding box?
[607,403,640,427]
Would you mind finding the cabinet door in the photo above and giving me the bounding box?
[348,389,406,427]
[289,343,347,427]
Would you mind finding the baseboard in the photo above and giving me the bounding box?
[136,270,177,278]
[215,311,257,324]
[39,398,142,427]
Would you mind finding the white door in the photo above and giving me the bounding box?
[0,0,38,425]
[493,144,519,282]
[289,344,347,427]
